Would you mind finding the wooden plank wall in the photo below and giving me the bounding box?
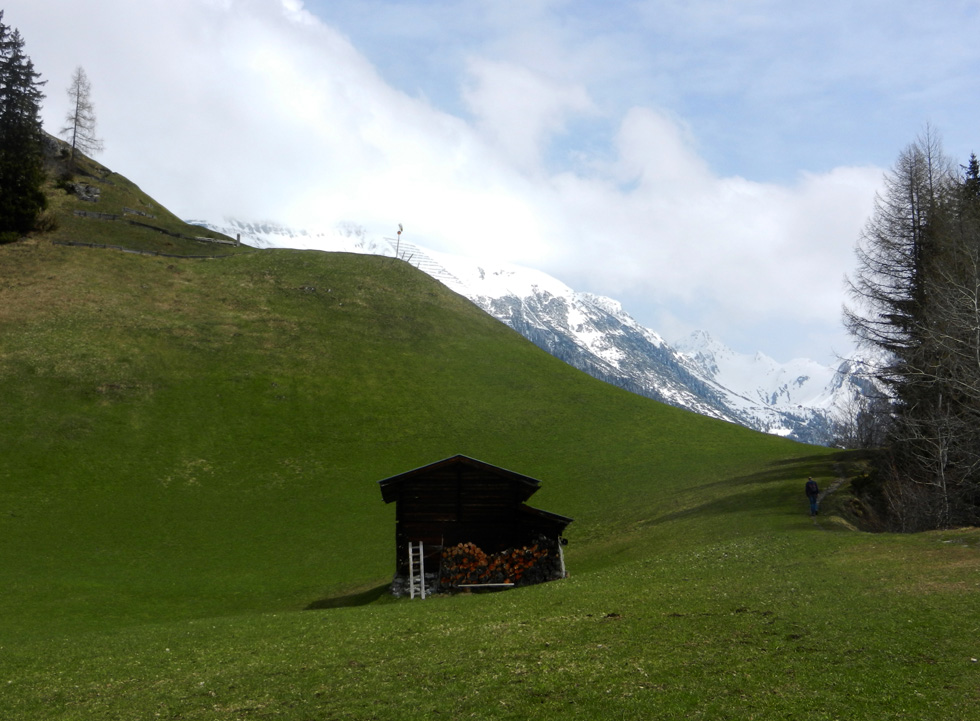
[393,466,535,571]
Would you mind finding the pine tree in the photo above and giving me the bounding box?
[60,66,103,166]
[0,11,47,242]
[845,130,980,529]
[961,152,980,200]
[844,128,954,367]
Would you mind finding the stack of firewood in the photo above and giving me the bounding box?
[439,540,561,590]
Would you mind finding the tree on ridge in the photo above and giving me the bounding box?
[60,65,103,167]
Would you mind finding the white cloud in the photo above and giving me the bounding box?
[6,0,900,363]
[538,114,881,360]
[463,58,595,173]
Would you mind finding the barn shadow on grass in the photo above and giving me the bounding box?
[690,452,850,493]
[642,452,853,528]
[306,583,390,610]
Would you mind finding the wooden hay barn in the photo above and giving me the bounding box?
[377,455,573,597]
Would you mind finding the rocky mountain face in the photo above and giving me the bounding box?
[192,219,866,445]
[422,243,860,444]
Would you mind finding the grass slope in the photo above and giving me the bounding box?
[36,137,245,256]
[0,157,977,719]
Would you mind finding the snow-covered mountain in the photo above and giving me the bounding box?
[191,219,867,444]
[187,218,391,254]
[671,330,850,441]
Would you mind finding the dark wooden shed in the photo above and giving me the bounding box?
[378,455,573,596]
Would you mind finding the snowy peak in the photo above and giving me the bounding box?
[673,330,727,380]
[426,247,571,301]
[675,330,838,409]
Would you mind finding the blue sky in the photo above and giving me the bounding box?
[9,0,980,364]
[305,0,980,180]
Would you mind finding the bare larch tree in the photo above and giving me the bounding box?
[60,66,103,165]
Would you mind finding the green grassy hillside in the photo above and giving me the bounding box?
[0,154,977,719]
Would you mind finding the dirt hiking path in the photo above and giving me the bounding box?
[812,463,848,528]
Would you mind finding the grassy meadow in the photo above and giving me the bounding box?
[0,155,977,718]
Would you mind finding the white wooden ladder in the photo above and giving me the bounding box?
[408,541,426,599]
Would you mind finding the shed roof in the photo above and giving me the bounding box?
[377,454,543,505]
[517,502,574,529]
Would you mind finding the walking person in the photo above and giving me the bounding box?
[805,476,820,516]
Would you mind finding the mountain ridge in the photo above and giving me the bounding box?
[192,218,864,444]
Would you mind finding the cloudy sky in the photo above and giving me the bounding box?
[8,1,980,363]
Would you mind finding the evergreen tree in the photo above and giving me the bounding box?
[844,128,954,367]
[60,66,103,166]
[845,130,980,529]
[961,152,980,199]
[916,152,980,525]
[0,11,47,242]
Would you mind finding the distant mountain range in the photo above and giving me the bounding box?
[189,218,870,445]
